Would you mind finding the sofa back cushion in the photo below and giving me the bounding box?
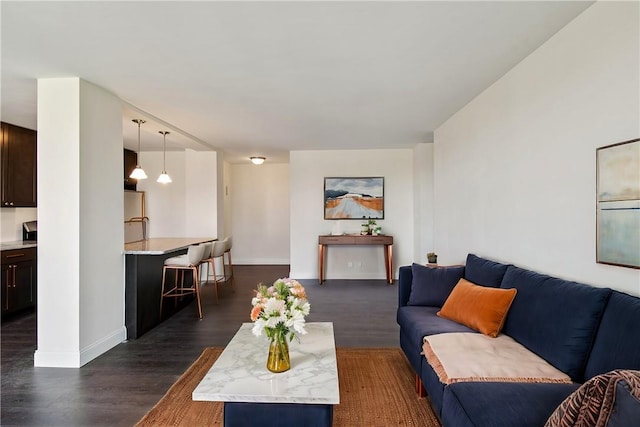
[584,291,640,379]
[408,263,465,307]
[464,254,510,288]
[500,266,611,382]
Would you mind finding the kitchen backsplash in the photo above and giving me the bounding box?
[1,207,37,242]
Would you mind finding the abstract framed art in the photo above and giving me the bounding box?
[596,138,640,269]
[324,177,384,219]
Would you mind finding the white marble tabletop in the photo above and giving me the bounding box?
[192,322,339,405]
[123,237,215,255]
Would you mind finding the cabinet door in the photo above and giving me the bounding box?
[1,122,37,207]
[13,261,36,311]
[1,248,36,315]
[1,263,10,314]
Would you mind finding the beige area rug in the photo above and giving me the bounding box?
[136,347,441,426]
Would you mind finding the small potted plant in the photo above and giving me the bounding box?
[361,222,370,235]
[367,219,377,235]
[427,252,438,264]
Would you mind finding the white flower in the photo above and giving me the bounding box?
[290,310,307,335]
[264,297,285,316]
[252,318,266,337]
[250,278,310,341]
[299,301,311,316]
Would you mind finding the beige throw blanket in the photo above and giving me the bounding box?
[423,333,572,385]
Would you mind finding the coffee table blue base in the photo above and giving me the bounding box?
[224,402,333,427]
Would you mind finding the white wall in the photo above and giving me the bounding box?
[223,160,232,239]
[185,149,218,238]
[434,2,640,295]
[230,163,290,264]
[78,80,126,361]
[35,78,125,367]
[289,149,413,280]
[0,207,37,242]
[137,151,186,237]
[138,149,218,239]
[413,143,434,263]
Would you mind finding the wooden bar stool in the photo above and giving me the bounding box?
[160,244,206,319]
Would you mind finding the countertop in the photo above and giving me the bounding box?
[123,237,215,255]
[0,240,37,251]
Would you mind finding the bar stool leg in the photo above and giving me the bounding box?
[211,259,220,304]
[192,265,203,319]
[225,251,235,292]
[160,266,167,319]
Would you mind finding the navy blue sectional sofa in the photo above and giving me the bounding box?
[397,254,640,426]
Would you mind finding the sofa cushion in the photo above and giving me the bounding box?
[438,279,517,337]
[442,382,580,427]
[584,291,640,379]
[407,263,465,307]
[500,266,611,382]
[464,254,510,287]
[608,380,640,427]
[397,306,475,348]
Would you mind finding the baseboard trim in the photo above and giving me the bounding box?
[233,258,290,265]
[289,271,395,281]
[34,327,126,368]
[34,349,81,368]
[288,270,315,280]
[80,327,126,366]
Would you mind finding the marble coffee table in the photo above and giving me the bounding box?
[192,322,339,426]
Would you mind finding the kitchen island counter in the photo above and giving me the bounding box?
[124,237,215,255]
[124,237,215,339]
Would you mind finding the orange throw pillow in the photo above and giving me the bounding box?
[437,278,517,337]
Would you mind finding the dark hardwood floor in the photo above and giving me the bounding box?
[1,265,400,426]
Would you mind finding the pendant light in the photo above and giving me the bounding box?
[129,119,148,180]
[157,131,172,184]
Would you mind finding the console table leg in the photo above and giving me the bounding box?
[385,245,393,284]
[318,244,325,284]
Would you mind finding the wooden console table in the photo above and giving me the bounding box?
[318,234,393,284]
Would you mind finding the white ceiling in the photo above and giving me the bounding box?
[1,1,594,164]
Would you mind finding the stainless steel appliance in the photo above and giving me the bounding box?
[22,220,37,241]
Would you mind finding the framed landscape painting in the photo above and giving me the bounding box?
[324,177,384,219]
[596,138,640,269]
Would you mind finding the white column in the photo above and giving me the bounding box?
[35,78,125,367]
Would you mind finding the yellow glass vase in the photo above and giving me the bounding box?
[267,330,290,373]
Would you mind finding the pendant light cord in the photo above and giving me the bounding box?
[159,131,170,171]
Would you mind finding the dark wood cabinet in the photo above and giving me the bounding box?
[1,247,37,316]
[124,149,137,191]
[1,122,37,207]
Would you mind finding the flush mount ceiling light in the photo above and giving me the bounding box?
[129,119,148,180]
[250,156,266,165]
[157,131,172,184]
